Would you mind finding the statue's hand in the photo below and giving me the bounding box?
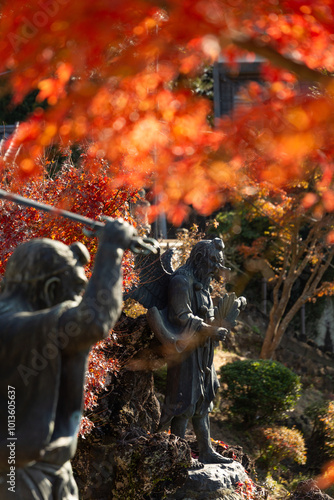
[237,296,247,310]
[99,218,137,250]
[211,326,229,343]
[215,293,247,329]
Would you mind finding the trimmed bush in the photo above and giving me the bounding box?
[219,359,301,427]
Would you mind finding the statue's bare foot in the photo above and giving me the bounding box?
[199,449,233,464]
[190,458,204,470]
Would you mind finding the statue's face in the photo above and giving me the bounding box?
[44,263,88,307]
[59,264,88,304]
[209,250,224,280]
[195,248,225,284]
[207,248,225,280]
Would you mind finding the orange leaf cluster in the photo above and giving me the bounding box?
[1,1,334,219]
[0,162,137,276]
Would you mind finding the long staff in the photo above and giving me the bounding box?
[0,188,158,255]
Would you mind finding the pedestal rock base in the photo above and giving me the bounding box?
[165,460,248,500]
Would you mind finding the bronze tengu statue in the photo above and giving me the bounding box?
[0,218,157,500]
[126,237,246,464]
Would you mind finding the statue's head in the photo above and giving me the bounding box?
[3,238,90,309]
[186,238,229,284]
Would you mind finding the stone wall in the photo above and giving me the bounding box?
[302,297,334,353]
[276,333,334,392]
[236,305,334,393]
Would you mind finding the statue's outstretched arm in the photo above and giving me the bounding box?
[59,219,136,352]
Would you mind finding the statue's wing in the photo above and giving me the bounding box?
[125,247,174,310]
[160,246,174,274]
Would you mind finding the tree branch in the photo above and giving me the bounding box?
[231,35,333,86]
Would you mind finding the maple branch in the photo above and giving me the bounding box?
[277,247,334,339]
[231,35,333,86]
[304,248,334,297]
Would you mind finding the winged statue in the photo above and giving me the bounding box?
[126,236,247,465]
[125,239,246,351]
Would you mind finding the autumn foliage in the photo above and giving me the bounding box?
[0,160,136,274]
[0,1,333,223]
[262,426,307,467]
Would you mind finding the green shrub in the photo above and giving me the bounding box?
[219,359,301,427]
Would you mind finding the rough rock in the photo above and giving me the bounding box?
[288,479,334,500]
[165,461,248,500]
[113,433,191,500]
